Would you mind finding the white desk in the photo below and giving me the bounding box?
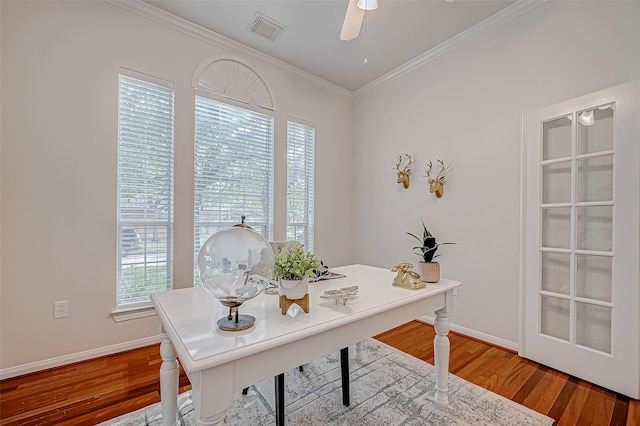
[151,264,461,425]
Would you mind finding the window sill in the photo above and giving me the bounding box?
[111,304,157,322]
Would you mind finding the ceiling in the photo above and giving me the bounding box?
[143,0,517,92]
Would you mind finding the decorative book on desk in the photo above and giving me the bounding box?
[311,271,346,282]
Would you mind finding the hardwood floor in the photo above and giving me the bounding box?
[1,320,637,425]
[375,321,638,426]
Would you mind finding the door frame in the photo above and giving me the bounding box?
[518,80,640,398]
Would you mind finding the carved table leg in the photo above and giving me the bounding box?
[433,308,450,408]
[354,340,364,364]
[190,366,233,425]
[160,330,179,426]
[195,410,227,425]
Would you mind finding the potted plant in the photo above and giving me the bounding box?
[407,219,454,283]
[273,242,324,300]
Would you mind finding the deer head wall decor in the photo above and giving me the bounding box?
[394,153,416,189]
[425,159,450,198]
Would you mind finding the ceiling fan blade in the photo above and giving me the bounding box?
[340,0,364,41]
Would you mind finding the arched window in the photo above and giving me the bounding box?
[192,57,275,281]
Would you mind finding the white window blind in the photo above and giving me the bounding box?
[194,96,274,281]
[117,73,174,307]
[286,119,315,251]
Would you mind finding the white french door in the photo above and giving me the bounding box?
[521,80,639,398]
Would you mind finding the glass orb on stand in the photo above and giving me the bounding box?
[197,218,274,331]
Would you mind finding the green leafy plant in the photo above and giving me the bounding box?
[407,219,454,263]
[273,242,325,280]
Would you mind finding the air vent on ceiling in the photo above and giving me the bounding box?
[248,13,285,41]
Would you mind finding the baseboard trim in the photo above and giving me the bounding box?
[417,316,519,352]
[0,335,161,380]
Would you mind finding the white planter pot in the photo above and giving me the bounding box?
[419,261,440,283]
[279,276,309,300]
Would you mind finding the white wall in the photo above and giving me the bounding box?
[353,1,640,347]
[2,0,638,375]
[0,1,355,372]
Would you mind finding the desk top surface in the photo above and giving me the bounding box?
[151,264,460,372]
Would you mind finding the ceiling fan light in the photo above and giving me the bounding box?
[357,0,378,11]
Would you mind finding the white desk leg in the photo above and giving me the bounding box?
[160,330,179,426]
[190,367,232,426]
[354,340,364,363]
[192,388,226,426]
[433,308,450,408]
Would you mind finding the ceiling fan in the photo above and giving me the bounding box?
[340,0,379,41]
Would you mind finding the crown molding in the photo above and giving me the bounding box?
[105,0,354,98]
[106,0,543,99]
[354,0,546,96]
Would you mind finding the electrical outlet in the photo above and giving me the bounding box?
[54,301,68,319]
[453,287,459,297]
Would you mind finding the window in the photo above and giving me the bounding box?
[117,73,174,308]
[286,119,315,251]
[194,96,274,281]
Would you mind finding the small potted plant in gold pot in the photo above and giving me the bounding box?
[407,220,454,283]
[273,243,325,314]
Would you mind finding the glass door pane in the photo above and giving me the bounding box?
[541,295,570,341]
[539,103,614,351]
[542,161,572,204]
[541,207,571,249]
[543,116,572,160]
[577,155,613,202]
[576,206,613,252]
[541,252,570,295]
[576,254,612,302]
[576,302,611,353]
[577,106,614,154]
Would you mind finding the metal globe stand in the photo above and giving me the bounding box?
[217,298,256,331]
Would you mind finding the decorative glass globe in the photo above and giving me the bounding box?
[197,225,274,331]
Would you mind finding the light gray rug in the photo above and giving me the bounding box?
[102,339,554,426]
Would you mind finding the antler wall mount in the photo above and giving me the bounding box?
[394,153,416,189]
[425,159,450,198]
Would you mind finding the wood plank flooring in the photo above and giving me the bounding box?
[375,321,638,426]
[1,320,637,425]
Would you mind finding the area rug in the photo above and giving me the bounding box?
[101,339,554,426]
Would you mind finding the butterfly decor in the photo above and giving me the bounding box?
[321,286,359,305]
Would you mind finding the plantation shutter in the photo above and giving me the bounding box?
[117,73,174,307]
[194,96,274,281]
[286,119,315,251]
